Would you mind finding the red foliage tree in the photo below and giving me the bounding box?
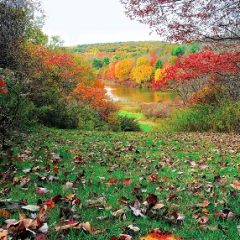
[121,0,240,42]
[154,51,240,102]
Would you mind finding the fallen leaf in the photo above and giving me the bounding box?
[198,216,209,224]
[123,178,132,185]
[108,178,118,184]
[53,166,59,174]
[36,188,49,195]
[34,233,48,240]
[127,224,140,232]
[149,173,158,182]
[55,221,101,234]
[21,205,40,212]
[44,199,55,210]
[230,180,240,190]
[146,194,158,206]
[65,182,73,189]
[0,209,11,219]
[140,228,182,240]
[152,203,165,210]
[198,200,210,208]
[0,229,7,240]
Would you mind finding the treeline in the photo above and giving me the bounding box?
[74,42,200,86]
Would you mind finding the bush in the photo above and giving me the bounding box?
[119,116,141,132]
[36,103,78,129]
[0,69,37,149]
[168,100,240,132]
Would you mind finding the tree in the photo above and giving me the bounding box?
[188,42,200,54]
[154,63,170,83]
[104,61,118,80]
[71,81,116,120]
[155,51,240,102]
[103,57,110,66]
[48,35,64,50]
[120,0,240,42]
[154,59,163,69]
[131,65,153,84]
[171,46,185,56]
[92,58,103,69]
[136,56,150,66]
[115,58,134,81]
[0,0,42,70]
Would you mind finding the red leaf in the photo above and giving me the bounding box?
[53,166,59,174]
[44,199,55,209]
[108,178,118,184]
[146,194,158,205]
[123,178,132,185]
[149,173,158,182]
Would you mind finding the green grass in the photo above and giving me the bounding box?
[118,110,144,120]
[0,126,239,239]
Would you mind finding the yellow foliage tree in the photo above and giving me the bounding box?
[131,65,153,84]
[136,56,150,66]
[154,63,170,83]
[115,58,134,81]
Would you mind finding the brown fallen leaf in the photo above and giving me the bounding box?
[0,229,7,240]
[198,200,210,208]
[55,221,101,234]
[152,203,165,210]
[0,210,11,219]
[34,233,48,240]
[230,180,240,190]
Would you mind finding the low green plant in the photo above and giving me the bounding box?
[119,116,141,132]
[165,99,240,132]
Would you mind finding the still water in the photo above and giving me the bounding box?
[103,80,176,104]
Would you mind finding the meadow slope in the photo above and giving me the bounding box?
[0,127,239,239]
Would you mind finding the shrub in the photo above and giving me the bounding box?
[141,103,174,119]
[119,116,141,132]
[0,69,36,149]
[168,99,240,132]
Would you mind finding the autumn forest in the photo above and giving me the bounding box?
[0,0,239,239]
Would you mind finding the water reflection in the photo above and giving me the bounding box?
[103,80,176,104]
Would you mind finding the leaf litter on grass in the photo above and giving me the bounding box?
[0,127,239,239]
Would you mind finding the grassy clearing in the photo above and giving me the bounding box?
[118,110,153,132]
[0,126,239,239]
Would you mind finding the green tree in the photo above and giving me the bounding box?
[103,57,110,66]
[171,46,185,56]
[48,35,64,50]
[0,0,42,70]
[92,58,103,69]
[154,59,163,69]
[188,42,200,53]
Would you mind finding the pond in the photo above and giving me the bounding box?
[103,80,176,105]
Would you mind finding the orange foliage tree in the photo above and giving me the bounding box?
[70,81,116,120]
